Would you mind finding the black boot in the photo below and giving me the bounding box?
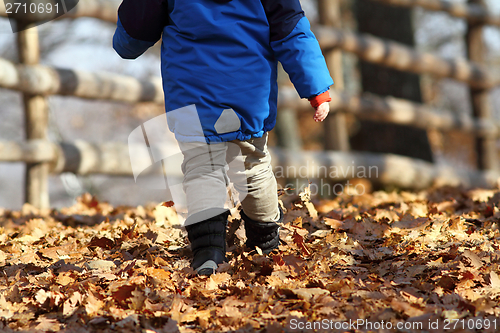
[242,208,283,254]
[185,211,229,276]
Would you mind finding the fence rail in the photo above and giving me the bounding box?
[0,0,499,208]
[313,27,500,89]
[1,140,498,189]
[0,58,163,103]
[282,87,500,136]
[367,0,500,27]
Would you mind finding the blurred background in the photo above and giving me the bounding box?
[0,0,500,209]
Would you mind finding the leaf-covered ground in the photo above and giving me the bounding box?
[2,186,500,332]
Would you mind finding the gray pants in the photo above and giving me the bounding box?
[179,133,279,225]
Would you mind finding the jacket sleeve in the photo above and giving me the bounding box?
[262,0,333,99]
[113,0,169,59]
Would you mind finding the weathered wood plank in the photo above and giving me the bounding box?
[466,0,497,170]
[314,27,500,89]
[0,140,498,189]
[0,57,164,103]
[0,140,54,163]
[279,87,500,136]
[17,23,50,209]
[0,140,174,176]
[368,0,500,27]
[269,148,500,189]
[318,0,350,152]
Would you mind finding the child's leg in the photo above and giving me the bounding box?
[229,133,280,222]
[179,141,230,275]
[179,141,229,225]
[228,133,282,253]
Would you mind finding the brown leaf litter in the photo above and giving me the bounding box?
[1,187,500,332]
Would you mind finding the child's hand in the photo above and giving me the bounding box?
[313,102,330,122]
[309,91,331,122]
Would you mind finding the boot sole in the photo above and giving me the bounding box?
[195,260,218,276]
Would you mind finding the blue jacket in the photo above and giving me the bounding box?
[113,0,333,143]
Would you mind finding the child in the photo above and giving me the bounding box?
[113,0,333,275]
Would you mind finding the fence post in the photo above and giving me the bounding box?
[318,0,350,151]
[16,21,50,209]
[275,65,303,151]
[466,0,497,171]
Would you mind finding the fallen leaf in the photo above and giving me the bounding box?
[88,236,115,250]
[292,288,329,301]
[463,250,483,268]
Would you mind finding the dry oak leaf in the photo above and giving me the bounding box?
[147,267,171,280]
[206,272,231,290]
[390,299,426,317]
[217,305,242,327]
[38,242,78,261]
[0,250,7,265]
[111,284,138,305]
[292,288,329,301]
[292,230,311,256]
[438,275,457,291]
[88,236,115,250]
[35,289,63,309]
[84,292,104,317]
[273,254,285,266]
[56,272,75,286]
[490,271,500,290]
[463,250,483,269]
[34,316,61,332]
[323,217,343,229]
[0,295,14,320]
[63,291,82,317]
[130,287,146,310]
[85,259,116,271]
[298,185,318,220]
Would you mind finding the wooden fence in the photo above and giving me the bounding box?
[0,0,500,208]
